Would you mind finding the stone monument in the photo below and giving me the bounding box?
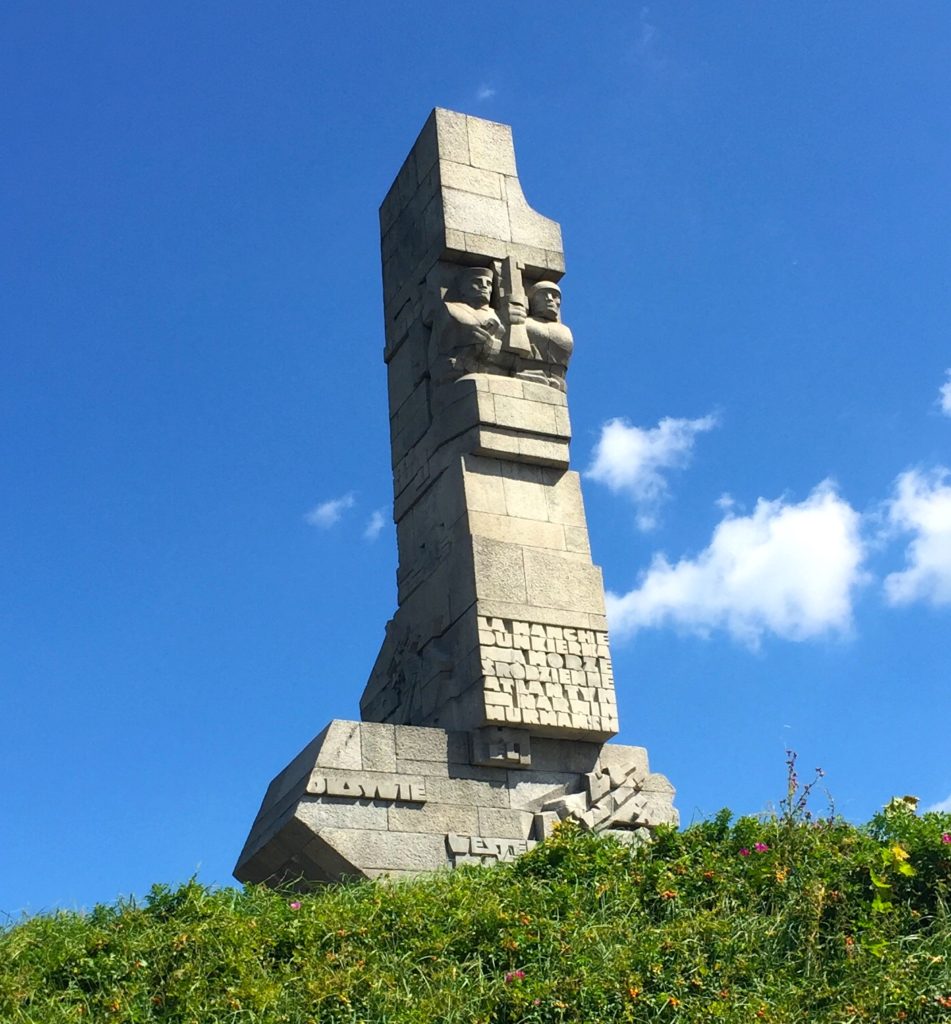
[234,109,677,885]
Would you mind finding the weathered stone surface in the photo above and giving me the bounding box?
[235,721,677,885]
[235,110,677,888]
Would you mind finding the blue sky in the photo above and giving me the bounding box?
[3,3,950,916]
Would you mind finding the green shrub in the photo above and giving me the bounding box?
[3,802,951,1023]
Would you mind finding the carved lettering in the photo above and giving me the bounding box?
[477,616,618,735]
[306,773,427,803]
[445,833,536,865]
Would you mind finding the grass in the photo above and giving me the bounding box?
[2,794,951,1022]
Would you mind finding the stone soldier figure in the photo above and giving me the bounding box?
[427,266,507,384]
[517,280,573,392]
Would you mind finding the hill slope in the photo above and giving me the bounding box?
[3,798,951,1022]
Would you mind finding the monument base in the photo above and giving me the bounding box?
[234,720,678,885]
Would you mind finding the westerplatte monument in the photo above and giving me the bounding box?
[235,110,677,884]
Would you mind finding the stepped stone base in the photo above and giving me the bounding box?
[234,720,678,885]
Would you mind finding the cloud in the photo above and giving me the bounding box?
[939,369,951,417]
[925,792,951,814]
[586,414,718,530]
[606,481,866,646]
[634,6,658,60]
[883,467,951,606]
[476,84,496,101]
[304,492,355,529]
[363,508,386,541]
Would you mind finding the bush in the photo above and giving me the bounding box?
[3,802,951,1022]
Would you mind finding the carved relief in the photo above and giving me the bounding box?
[427,266,507,384]
[517,281,573,393]
[445,833,536,866]
[477,616,618,735]
[539,760,649,833]
[306,773,427,803]
[471,725,532,768]
[425,262,571,392]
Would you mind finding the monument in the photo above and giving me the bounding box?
[234,109,677,884]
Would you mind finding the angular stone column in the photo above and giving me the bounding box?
[364,109,616,743]
[235,110,677,887]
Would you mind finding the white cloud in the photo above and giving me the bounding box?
[606,481,866,646]
[586,414,718,530]
[476,84,496,101]
[925,792,951,814]
[363,508,386,541]
[939,369,951,417]
[304,492,355,529]
[883,467,951,606]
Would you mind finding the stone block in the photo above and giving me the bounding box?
[388,802,480,835]
[523,549,606,614]
[468,510,566,551]
[641,771,677,797]
[471,535,528,603]
[517,437,572,465]
[434,107,470,166]
[394,725,469,764]
[492,394,560,437]
[598,744,649,781]
[520,380,565,406]
[552,405,572,436]
[297,799,389,832]
[474,427,522,460]
[500,463,551,521]
[443,188,511,242]
[393,758,451,778]
[462,231,510,261]
[423,776,513,808]
[466,116,517,175]
[530,736,601,774]
[564,525,591,554]
[314,721,363,771]
[533,811,561,840]
[506,771,580,810]
[439,160,502,199]
[475,599,598,631]
[483,374,526,399]
[360,723,397,772]
[462,456,507,515]
[478,807,535,837]
[320,828,448,873]
[395,150,417,210]
[509,242,565,276]
[502,176,563,252]
[544,472,587,526]
[628,790,680,828]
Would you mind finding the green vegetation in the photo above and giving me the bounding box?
[3,790,951,1022]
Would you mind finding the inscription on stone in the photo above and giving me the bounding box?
[446,833,537,865]
[478,616,619,733]
[306,773,427,803]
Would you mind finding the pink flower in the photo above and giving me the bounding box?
[739,848,750,857]
[941,833,951,845]
[504,970,526,983]
[754,842,770,853]
[289,900,302,910]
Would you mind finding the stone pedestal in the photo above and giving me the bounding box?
[234,110,677,887]
[235,721,675,885]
